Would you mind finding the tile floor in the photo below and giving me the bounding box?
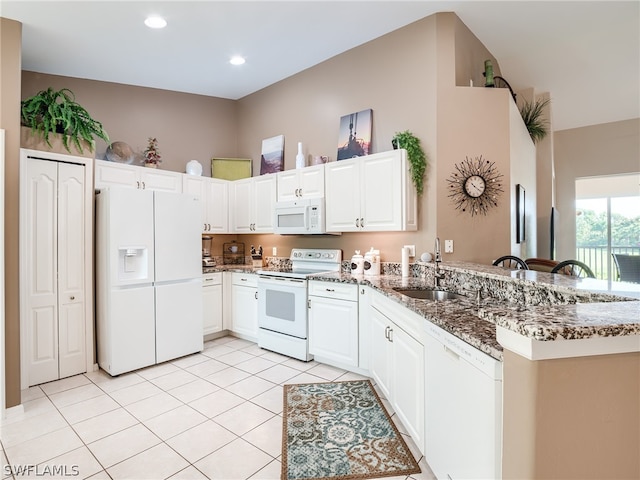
[1,336,435,480]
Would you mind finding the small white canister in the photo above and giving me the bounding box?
[350,251,364,275]
[363,247,381,276]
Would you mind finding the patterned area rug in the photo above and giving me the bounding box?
[282,379,421,480]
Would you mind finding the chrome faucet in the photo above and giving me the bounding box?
[434,237,445,288]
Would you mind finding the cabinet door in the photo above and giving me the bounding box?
[360,153,402,231]
[308,296,358,368]
[57,162,87,379]
[140,168,182,192]
[298,164,325,198]
[95,160,138,189]
[231,284,258,340]
[203,277,223,336]
[206,178,229,233]
[368,306,392,400]
[253,174,276,232]
[183,175,208,232]
[391,326,425,450]
[276,170,300,202]
[230,178,253,233]
[325,159,360,232]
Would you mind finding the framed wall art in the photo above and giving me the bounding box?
[260,134,284,174]
[211,157,252,180]
[337,109,372,160]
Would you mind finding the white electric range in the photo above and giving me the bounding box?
[256,248,342,361]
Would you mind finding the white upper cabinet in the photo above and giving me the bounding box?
[230,174,277,233]
[325,149,417,232]
[183,175,229,233]
[95,160,182,193]
[277,164,325,201]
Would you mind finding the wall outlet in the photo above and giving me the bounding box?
[444,240,454,253]
[403,245,416,257]
[272,247,277,256]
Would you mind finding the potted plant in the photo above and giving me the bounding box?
[519,97,550,144]
[143,137,162,167]
[20,87,109,154]
[392,130,428,195]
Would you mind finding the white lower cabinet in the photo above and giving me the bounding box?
[423,322,502,480]
[369,290,425,454]
[202,273,223,337]
[230,272,258,340]
[308,281,358,368]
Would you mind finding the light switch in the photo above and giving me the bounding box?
[444,240,454,253]
[272,247,277,256]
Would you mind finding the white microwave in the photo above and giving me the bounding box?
[273,197,327,235]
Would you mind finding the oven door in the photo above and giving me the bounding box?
[257,275,308,339]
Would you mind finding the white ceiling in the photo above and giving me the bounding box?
[2,1,638,131]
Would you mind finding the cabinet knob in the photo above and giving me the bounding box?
[325,288,335,292]
[360,217,364,228]
[308,299,311,309]
[299,189,303,197]
[136,181,140,189]
[254,292,258,300]
[388,328,394,342]
[70,296,75,300]
[355,218,360,227]
[142,182,146,189]
[384,326,390,340]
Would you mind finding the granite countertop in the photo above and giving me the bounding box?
[307,264,640,362]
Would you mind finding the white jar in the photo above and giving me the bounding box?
[363,248,380,276]
[350,251,364,275]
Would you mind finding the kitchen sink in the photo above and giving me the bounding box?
[393,288,467,301]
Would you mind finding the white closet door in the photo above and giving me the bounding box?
[24,159,59,386]
[57,162,86,379]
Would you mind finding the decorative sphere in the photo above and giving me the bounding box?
[106,141,135,164]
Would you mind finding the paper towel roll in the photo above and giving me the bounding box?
[401,246,410,277]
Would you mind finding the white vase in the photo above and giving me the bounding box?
[296,142,305,169]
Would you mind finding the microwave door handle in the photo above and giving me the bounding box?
[305,209,310,231]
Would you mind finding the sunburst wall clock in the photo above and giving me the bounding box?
[446,155,504,216]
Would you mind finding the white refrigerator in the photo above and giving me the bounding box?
[96,187,203,376]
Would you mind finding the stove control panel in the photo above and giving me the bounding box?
[290,249,342,263]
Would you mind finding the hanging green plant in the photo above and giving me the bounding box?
[392,130,428,195]
[21,87,110,154]
[519,97,550,144]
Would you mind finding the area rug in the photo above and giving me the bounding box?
[282,379,421,480]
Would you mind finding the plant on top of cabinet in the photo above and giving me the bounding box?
[391,130,427,195]
[519,97,550,144]
[143,137,162,167]
[21,87,109,154]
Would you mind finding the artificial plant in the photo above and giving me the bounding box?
[392,130,428,195]
[21,87,109,154]
[143,137,162,165]
[519,97,550,144]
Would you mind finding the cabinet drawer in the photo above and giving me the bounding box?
[231,272,257,287]
[309,281,358,301]
[203,272,222,285]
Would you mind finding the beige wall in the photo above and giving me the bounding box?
[0,17,22,408]
[554,118,640,260]
[502,349,640,479]
[21,72,238,176]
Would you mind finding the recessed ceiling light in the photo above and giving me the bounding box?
[230,56,246,66]
[145,15,167,29]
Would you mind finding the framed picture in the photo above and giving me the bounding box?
[260,134,284,174]
[211,158,252,180]
[516,184,526,243]
[337,109,372,160]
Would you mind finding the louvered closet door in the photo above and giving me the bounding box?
[25,159,59,385]
[57,162,86,379]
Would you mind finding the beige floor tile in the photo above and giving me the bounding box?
[48,383,104,409]
[200,344,235,359]
[411,457,437,480]
[194,438,272,480]
[1,397,57,426]
[280,357,317,371]
[240,343,270,356]
[225,376,276,400]
[213,402,275,437]
[5,426,83,466]
[204,366,250,388]
[107,381,163,406]
[257,351,289,363]
[39,375,91,396]
[39,446,103,480]
[256,364,300,384]
[85,471,111,480]
[137,362,181,380]
[250,385,284,414]
[88,371,145,394]
[170,353,210,369]
[143,405,207,440]
[216,350,255,366]
[106,443,189,480]
[58,394,120,424]
[242,415,283,457]
[19,386,45,403]
[250,459,282,480]
[87,424,160,468]
[284,372,327,385]
[166,379,219,404]
[235,356,278,374]
[0,409,67,448]
[337,370,370,382]
[306,363,346,381]
[125,392,183,422]
[149,369,199,391]
[224,338,256,350]
[189,389,244,418]
[166,420,237,464]
[72,408,139,445]
[185,358,228,377]
[167,465,209,479]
